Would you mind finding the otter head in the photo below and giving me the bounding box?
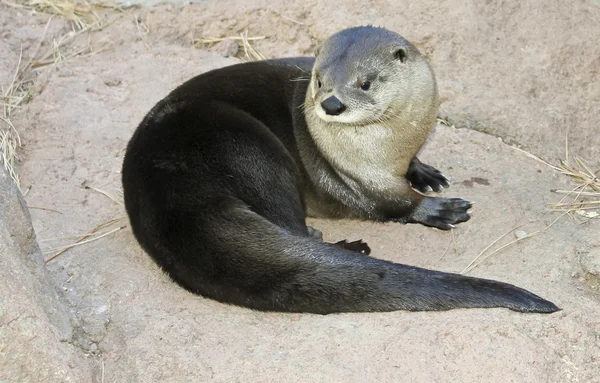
[309,26,437,126]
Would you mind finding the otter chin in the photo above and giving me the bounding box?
[121,26,558,314]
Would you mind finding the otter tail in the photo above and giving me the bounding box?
[146,202,559,315]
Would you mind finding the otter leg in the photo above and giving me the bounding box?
[308,225,371,255]
[406,157,450,193]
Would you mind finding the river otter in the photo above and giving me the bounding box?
[121,26,558,314]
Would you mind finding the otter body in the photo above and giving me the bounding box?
[122,27,558,313]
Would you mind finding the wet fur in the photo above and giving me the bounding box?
[122,27,558,314]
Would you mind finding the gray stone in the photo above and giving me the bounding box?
[581,248,600,277]
[0,167,91,382]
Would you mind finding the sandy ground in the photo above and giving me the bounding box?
[1,1,599,382]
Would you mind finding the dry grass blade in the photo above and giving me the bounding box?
[550,201,600,207]
[1,48,26,190]
[44,217,125,262]
[28,205,62,213]
[40,233,97,242]
[510,146,562,172]
[40,217,123,242]
[22,185,32,196]
[0,128,21,188]
[512,144,600,218]
[462,212,568,275]
[193,35,265,47]
[439,229,455,261]
[551,157,600,216]
[84,185,124,206]
[460,223,526,274]
[268,8,306,25]
[551,190,600,197]
[4,48,24,114]
[0,116,20,145]
[463,232,542,274]
[575,157,597,180]
[31,21,113,70]
[193,31,266,61]
[43,225,126,255]
[239,30,266,61]
[134,13,151,50]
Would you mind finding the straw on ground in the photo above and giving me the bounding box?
[1,48,27,190]
[511,146,599,217]
[193,30,266,61]
[44,217,126,262]
[3,0,108,30]
[1,2,119,190]
[462,139,599,274]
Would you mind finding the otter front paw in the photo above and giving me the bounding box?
[408,197,472,230]
[406,158,450,193]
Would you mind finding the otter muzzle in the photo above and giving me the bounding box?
[320,96,346,116]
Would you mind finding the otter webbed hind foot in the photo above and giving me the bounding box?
[406,157,450,193]
[308,225,370,254]
[333,239,371,255]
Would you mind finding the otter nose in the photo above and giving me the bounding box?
[320,96,346,116]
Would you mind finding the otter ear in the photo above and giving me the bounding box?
[394,47,408,63]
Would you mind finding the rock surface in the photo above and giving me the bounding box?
[0,167,92,382]
[121,0,600,162]
[1,1,599,382]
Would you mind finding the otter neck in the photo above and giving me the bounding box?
[303,90,437,194]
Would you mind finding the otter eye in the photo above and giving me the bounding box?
[317,79,322,88]
[360,81,371,91]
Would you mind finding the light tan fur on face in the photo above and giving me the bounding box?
[304,32,439,197]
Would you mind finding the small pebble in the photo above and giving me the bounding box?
[211,40,240,58]
[514,230,528,239]
[580,249,600,276]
